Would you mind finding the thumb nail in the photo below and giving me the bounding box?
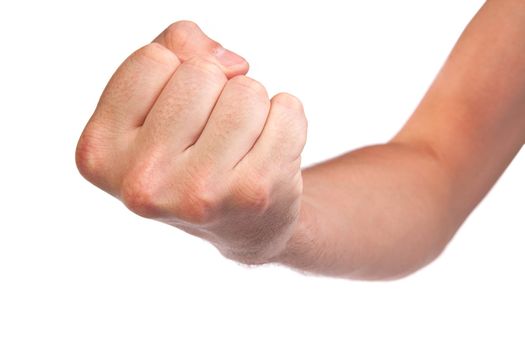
[213,47,246,67]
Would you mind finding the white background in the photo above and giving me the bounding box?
[1,0,524,349]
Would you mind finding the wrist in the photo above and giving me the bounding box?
[268,192,321,270]
[212,202,304,266]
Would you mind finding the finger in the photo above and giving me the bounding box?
[91,42,180,133]
[138,57,227,153]
[188,75,270,170]
[236,93,307,172]
[154,21,249,78]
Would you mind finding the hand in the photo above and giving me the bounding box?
[76,21,307,263]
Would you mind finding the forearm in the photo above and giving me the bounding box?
[273,143,452,280]
[273,0,525,279]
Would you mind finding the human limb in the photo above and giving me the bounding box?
[274,0,525,279]
[77,0,525,282]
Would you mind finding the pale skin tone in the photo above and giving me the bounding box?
[76,0,525,280]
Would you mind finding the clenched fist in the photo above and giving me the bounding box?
[76,21,307,264]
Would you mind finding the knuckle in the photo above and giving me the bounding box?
[181,192,216,225]
[121,159,220,224]
[163,20,200,50]
[294,112,308,141]
[266,99,308,162]
[134,42,179,67]
[228,75,268,98]
[231,175,271,212]
[170,20,200,32]
[286,118,307,159]
[75,125,108,183]
[283,107,307,135]
[271,92,304,111]
[177,175,218,225]
[272,94,308,138]
[120,167,161,218]
[183,56,226,83]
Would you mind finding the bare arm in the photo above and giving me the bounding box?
[274,0,525,279]
[76,1,524,281]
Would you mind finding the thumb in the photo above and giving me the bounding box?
[153,21,249,78]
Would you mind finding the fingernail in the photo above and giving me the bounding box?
[213,47,246,67]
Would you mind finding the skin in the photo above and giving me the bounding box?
[76,0,525,280]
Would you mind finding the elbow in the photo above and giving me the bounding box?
[346,234,454,282]
[354,202,462,281]
[372,249,445,281]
